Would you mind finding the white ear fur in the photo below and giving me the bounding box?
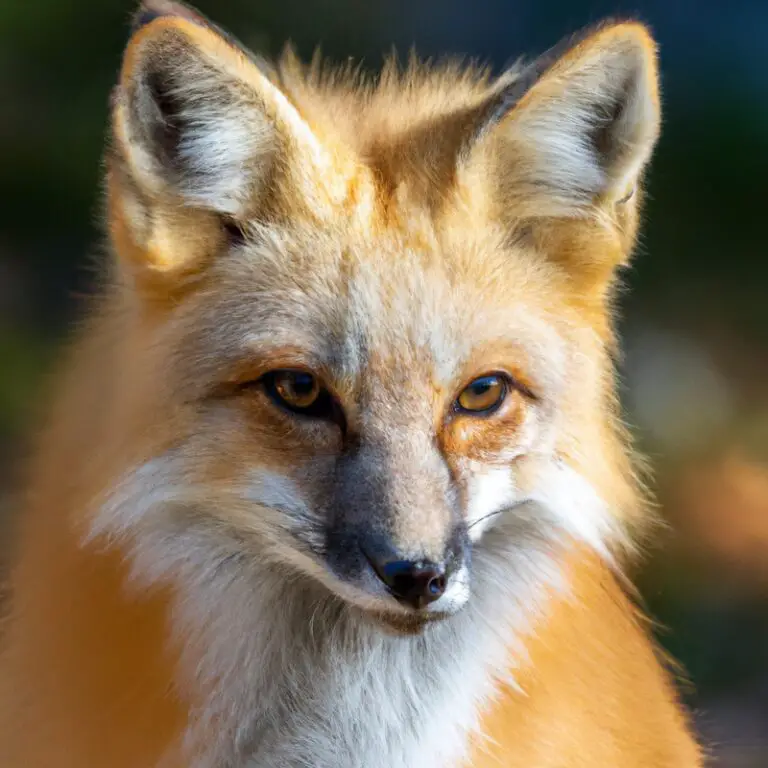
[472,23,661,219]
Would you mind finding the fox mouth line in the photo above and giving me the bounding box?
[364,607,449,636]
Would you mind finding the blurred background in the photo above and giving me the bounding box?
[1,0,767,763]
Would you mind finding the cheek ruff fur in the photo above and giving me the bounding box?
[87,450,614,768]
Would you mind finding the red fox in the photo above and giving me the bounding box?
[0,1,704,765]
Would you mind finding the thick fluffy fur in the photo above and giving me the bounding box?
[0,2,702,766]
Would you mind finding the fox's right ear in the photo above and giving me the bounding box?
[109,1,329,283]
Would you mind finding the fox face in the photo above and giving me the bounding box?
[97,1,659,635]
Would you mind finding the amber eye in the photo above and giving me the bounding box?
[456,374,508,414]
[269,370,320,409]
[260,369,344,427]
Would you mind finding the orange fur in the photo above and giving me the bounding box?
[470,549,702,766]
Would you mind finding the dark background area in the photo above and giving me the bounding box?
[1,1,767,764]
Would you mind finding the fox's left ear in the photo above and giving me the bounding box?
[466,21,660,226]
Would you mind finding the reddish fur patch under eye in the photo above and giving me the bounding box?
[440,390,527,462]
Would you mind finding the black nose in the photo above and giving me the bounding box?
[370,558,447,609]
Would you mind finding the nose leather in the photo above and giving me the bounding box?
[365,555,448,609]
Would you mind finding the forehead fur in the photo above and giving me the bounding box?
[174,215,575,396]
[274,52,508,201]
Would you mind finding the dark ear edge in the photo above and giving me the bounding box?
[132,0,276,79]
[133,0,207,32]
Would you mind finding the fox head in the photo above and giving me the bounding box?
[95,0,659,634]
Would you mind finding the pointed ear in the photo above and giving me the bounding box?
[466,21,660,223]
[108,1,330,283]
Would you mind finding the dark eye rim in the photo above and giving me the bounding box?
[453,369,538,416]
[454,373,509,416]
[221,216,247,247]
[260,369,347,430]
[272,370,320,408]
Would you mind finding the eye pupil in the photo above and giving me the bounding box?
[292,373,315,395]
[457,374,507,414]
